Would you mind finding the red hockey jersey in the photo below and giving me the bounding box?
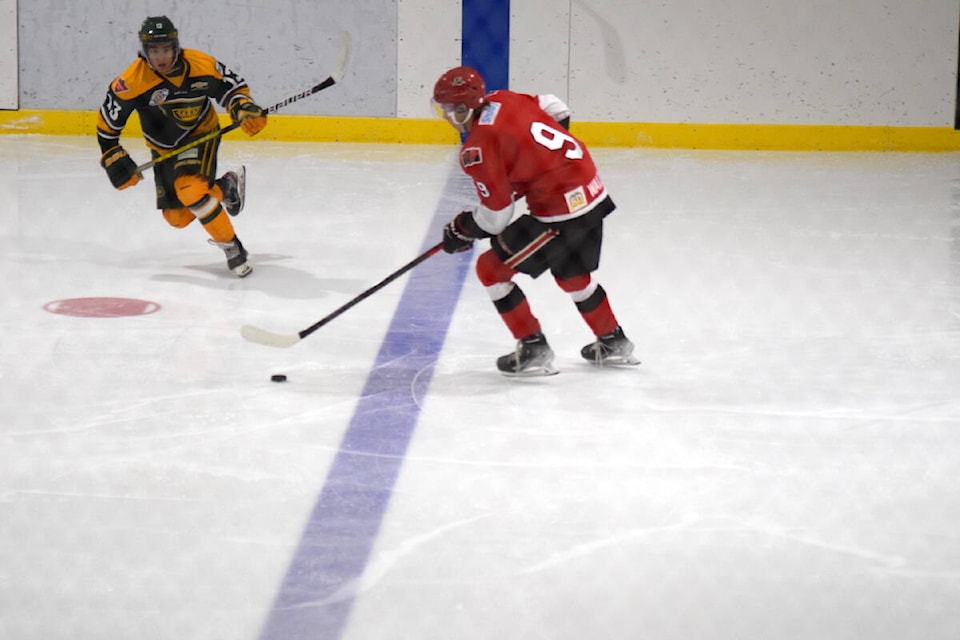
[459,90,607,223]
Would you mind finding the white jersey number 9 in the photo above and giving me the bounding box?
[530,122,584,160]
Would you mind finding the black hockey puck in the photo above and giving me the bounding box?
[270,374,288,383]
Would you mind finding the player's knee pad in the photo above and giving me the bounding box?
[476,249,516,287]
[556,274,591,293]
[174,173,212,208]
[162,207,195,228]
[556,274,598,302]
[189,194,220,223]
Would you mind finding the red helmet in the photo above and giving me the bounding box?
[433,66,486,110]
[432,66,486,131]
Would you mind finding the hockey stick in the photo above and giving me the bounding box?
[240,242,445,348]
[135,31,352,174]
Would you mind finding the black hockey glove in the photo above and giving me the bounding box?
[442,211,477,254]
[100,145,141,190]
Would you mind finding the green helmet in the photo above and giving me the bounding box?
[139,16,179,60]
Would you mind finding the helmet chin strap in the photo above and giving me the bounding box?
[450,107,475,133]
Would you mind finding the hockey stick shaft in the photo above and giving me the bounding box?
[240,242,445,348]
[136,31,352,174]
[300,242,444,338]
[134,77,335,174]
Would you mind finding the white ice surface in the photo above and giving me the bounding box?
[1,136,959,640]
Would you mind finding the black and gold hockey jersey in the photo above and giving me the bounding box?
[97,49,253,153]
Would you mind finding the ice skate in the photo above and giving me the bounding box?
[497,332,558,377]
[219,166,245,217]
[580,326,640,366]
[209,236,252,277]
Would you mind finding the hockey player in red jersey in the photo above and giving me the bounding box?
[432,66,639,375]
[97,16,267,277]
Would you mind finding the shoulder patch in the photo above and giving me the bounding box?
[149,88,170,107]
[460,146,483,168]
[112,77,130,94]
[478,102,501,126]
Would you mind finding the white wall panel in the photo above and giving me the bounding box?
[568,0,958,126]
[396,0,461,118]
[510,1,570,103]
[18,0,397,117]
[12,0,960,127]
[0,0,16,110]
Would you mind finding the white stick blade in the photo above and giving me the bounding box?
[240,324,301,348]
[333,31,353,82]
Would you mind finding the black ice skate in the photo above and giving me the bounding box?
[580,326,640,366]
[209,236,252,277]
[219,166,245,217]
[497,332,558,377]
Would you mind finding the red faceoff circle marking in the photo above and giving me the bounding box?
[43,297,162,318]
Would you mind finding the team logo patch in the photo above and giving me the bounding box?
[478,101,500,125]
[171,105,203,121]
[149,89,169,106]
[461,146,483,167]
[112,77,129,94]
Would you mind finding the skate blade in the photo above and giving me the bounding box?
[586,354,641,367]
[225,166,246,217]
[235,165,246,215]
[232,263,253,278]
[499,363,559,378]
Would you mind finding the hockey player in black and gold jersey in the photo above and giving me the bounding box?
[97,16,267,277]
